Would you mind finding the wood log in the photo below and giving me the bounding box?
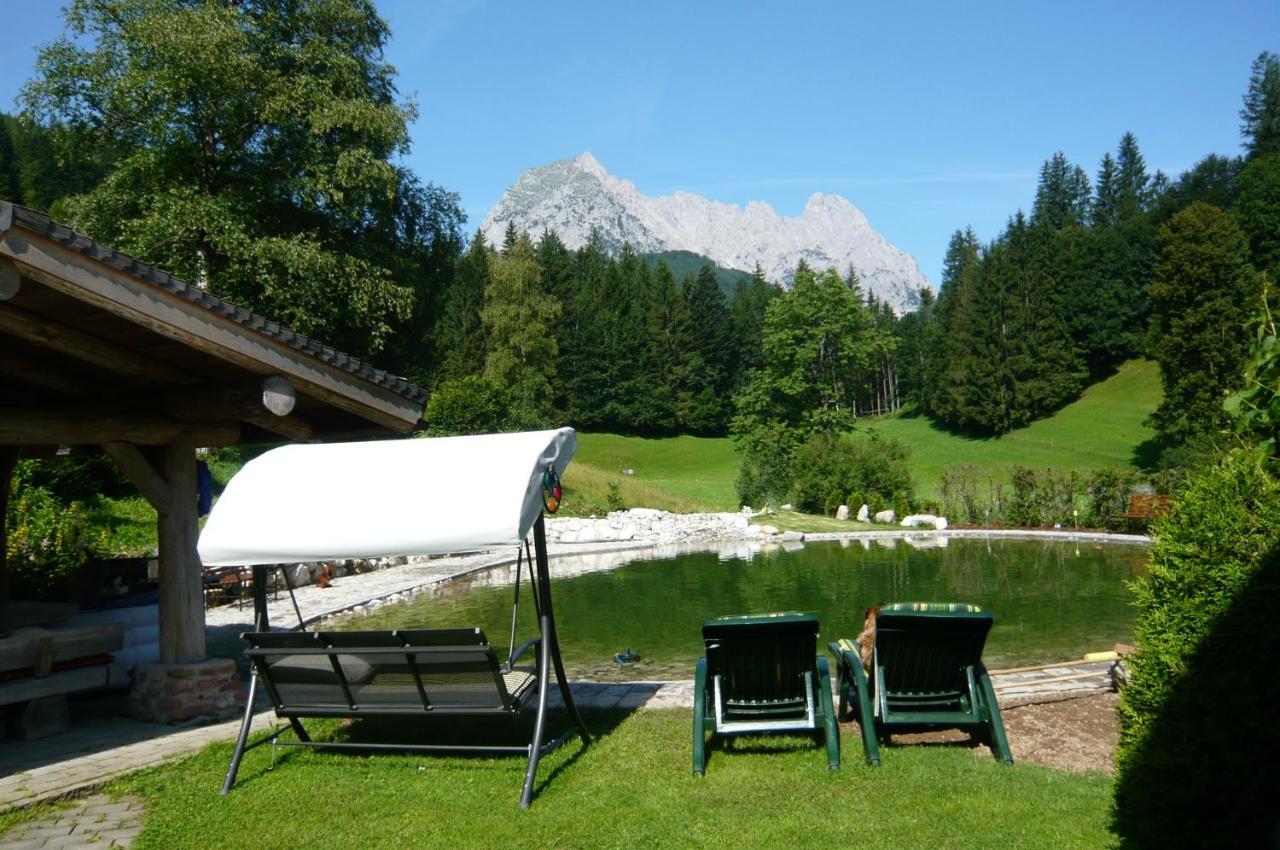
[164,375,312,441]
[0,303,195,386]
[102,442,172,514]
[0,351,92,396]
[158,432,205,663]
[0,408,239,447]
[0,257,19,301]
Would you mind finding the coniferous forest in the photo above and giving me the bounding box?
[1,9,1276,467]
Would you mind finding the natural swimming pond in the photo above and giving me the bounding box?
[334,537,1146,681]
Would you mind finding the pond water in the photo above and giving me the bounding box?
[333,537,1146,682]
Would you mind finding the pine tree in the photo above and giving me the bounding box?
[683,265,733,433]
[1241,51,1280,160]
[1116,133,1150,219]
[433,230,490,383]
[1147,202,1260,445]
[482,234,560,429]
[1033,152,1091,228]
[561,232,611,429]
[1093,153,1120,227]
[925,227,981,421]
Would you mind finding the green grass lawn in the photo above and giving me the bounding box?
[571,359,1163,509]
[571,434,742,511]
[37,709,1113,850]
[864,359,1163,498]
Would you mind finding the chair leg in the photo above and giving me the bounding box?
[692,658,708,775]
[221,672,259,795]
[849,660,881,766]
[816,657,840,770]
[520,616,554,808]
[975,665,1014,764]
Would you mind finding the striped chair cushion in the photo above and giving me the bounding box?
[882,602,983,614]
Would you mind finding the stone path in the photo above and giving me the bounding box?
[0,794,144,849]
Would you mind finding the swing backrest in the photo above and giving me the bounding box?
[244,627,536,717]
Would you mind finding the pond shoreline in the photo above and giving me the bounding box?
[205,525,1149,652]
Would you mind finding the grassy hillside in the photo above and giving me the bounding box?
[568,434,741,512]
[864,358,1163,498]
[568,359,1163,510]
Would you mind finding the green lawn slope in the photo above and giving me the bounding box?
[571,359,1162,509]
[864,358,1162,498]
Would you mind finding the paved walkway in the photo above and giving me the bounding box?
[0,794,144,849]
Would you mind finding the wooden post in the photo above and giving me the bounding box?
[158,432,205,663]
[0,446,18,605]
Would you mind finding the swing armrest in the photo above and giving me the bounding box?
[504,636,542,671]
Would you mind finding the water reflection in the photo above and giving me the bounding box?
[335,537,1145,682]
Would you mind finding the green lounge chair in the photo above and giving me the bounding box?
[692,613,839,774]
[828,602,1013,765]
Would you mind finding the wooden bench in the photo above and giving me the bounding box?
[1112,493,1172,531]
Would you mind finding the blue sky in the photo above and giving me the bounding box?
[2,1,1277,284]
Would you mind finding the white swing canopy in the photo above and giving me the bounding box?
[197,428,576,567]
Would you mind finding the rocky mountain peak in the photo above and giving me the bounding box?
[481,153,931,312]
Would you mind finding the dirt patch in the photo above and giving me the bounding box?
[844,691,1119,774]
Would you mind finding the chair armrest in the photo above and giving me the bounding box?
[504,637,541,670]
[828,642,871,691]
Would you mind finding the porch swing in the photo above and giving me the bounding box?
[197,428,591,808]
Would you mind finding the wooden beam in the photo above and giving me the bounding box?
[102,442,172,514]
[0,446,17,605]
[0,408,239,447]
[0,303,196,386]
[0,351,93,396]
[163,375,313,442]
[0,257,19,301]
[1,237,420,431]
[158,432,205,663]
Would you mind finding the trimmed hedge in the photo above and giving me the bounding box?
[1113,453,1280,847]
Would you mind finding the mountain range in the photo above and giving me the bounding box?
[480,152,931,312]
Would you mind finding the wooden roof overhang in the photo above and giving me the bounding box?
[0,202,426,448]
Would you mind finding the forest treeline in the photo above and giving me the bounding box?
[1,0,1276,464]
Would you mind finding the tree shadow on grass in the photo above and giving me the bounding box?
[1112,546,1280,848]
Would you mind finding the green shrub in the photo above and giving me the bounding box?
[605,480,626,513]
[1084,467,1140,528]
[423,375,506,436]
[5,485,91,601]
[788,431,915,515]
[1006,466,1039,526]
[1113,453,1280,847]
[940,464,983,525]
[845,492,864,515]
[823,489,844,516]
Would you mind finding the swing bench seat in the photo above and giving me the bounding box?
[223,626,583,807]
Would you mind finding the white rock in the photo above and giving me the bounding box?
[835,504,849,520]
[899,514,940,528]
[779,531,805,543]
[934,516,949,530]
[874,509,896,524]
[856,504,870,523]
[780,504,793,511]
[759,525,779,535]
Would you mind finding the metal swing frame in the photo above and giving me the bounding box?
[219,514,590,808]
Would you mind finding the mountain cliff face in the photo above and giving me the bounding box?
[480,152,931,312]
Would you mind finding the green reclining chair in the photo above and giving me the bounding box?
[693,613,839,774]
[828,602,1012,765]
